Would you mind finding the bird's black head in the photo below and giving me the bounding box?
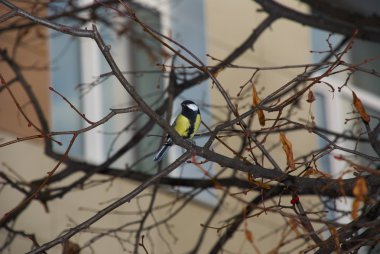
[181,100,198,112]
[181,100,195,106]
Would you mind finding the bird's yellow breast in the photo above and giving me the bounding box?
[192,114,201,139]
[173,113,201,139]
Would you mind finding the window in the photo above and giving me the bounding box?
[311,1,380,231]
[49,2,163,169]
[49,0,214,204]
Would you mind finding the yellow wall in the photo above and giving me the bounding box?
[0,3,51,139]
[0,130,288,253]
[206,0,315,169]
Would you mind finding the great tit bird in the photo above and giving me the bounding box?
[154,100,201,162]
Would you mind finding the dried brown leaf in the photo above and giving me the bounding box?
[245,229,253,243]
[306,90,315,103]
[302,167,319,177]
[329,227,340,252]
[351,177,368,220]
[253,85,265,126]
[353,177,368,198]
[352,91,370,123]
[302,167,329,178]
[257,110,265,127]
[279,133,295,170]
[247,174,271,189]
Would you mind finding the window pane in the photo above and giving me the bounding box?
[49,21,84,159]
[49,4,164,168]
[314,93,331,172]
[127,6,164,173]
[350,39,380,95]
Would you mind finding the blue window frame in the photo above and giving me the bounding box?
[49,0,214,205]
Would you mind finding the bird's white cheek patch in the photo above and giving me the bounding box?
[187,104,198,111]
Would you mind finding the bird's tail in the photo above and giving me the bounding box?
[153,143,172,161]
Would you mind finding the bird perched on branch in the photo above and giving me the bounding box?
[154,100,201,162]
